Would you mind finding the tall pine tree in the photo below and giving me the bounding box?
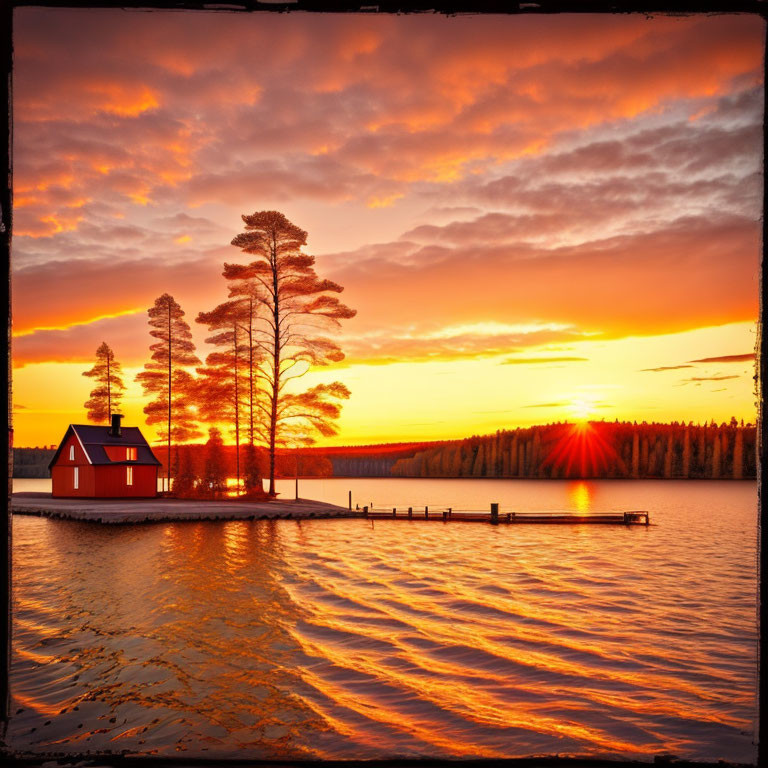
[195,300,252,494]
[82,342,125,423]
[227,211,355,496]
[136,294,200,492]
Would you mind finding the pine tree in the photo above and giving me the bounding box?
[682,428,691,478]
[173,445,199,498]
[228,211,356,496]
[202,428,227,498]
[510,434,519,475]
[136,294,201,491]
[82,342,126,423]
[711,433,721,478]
[663,435,673,478]
[733,428,744,479]
[631,431,640,478]
[196,300,252,493]
[472,442,485,476]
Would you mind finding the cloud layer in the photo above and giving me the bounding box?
[11,10,763,373]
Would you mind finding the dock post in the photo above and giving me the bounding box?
[448,507,452,518]
[348,491,352,511]
[393,507,396,517]
[356,503,359,510]
[408,506,412,518]
[364,505,369,517]
[442,509,448,521]
[425,506,429,519]
[490,503,499,525]
[623,511,629,525]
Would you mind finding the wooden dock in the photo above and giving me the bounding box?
[361,503,650,525]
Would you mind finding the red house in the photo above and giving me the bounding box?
[49,414,160,498]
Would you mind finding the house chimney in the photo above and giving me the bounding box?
[110,413,123,437]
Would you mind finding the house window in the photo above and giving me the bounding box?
[69,445,75,461]
[126,447,137,461]
[126,466,134,486]
[73,467,79,490]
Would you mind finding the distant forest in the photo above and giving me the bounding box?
[391,420,757,480]
[13,421,756,480]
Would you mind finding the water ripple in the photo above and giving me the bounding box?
[8,479,757,762]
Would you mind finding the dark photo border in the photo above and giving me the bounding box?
[1,2,765,766]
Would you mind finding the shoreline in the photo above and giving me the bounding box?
[10,492,359,525]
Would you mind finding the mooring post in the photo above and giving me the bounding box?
[442,509,448,521]
[348,490,352,511]
[408,506,412,518]
[425,506,429,519]
[490,502,499,525]
[364,505,369,517]
[448,507,452,518]
[393,507,396,517]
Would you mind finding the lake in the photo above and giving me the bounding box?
[7,478,758,762]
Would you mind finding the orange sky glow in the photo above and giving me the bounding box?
[11,10,763,447]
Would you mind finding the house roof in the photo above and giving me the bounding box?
[48,424,162,470]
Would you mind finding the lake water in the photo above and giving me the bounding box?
[8,478,758,762]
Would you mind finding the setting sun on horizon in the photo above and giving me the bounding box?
[10,10,762,448]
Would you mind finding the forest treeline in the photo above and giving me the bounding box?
[155,441,439,479]
[391,420,757,480]
[13,448,56,478]
[14,422,756,481]
[302,442,442,477]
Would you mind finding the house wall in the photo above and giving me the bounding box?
[94,465,157,497]
[52,466,96,497]
[51,434,95,497]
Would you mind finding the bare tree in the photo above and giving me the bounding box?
[227,210,355,495]
[82,342,125,423]
[136,293,200,492]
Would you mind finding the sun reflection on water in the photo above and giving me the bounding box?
[568,481,593,513]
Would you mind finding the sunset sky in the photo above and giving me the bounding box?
[11,10,763,447]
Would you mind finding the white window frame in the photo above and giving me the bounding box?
[73,466,79,490]
[69,445,75,461]
[126,466,134,486]
[126,447,137,461]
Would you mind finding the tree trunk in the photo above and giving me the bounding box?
[234,324,240,493]
[268,236,280,497]
[167,304,172,493]
[106,354,111,421]
[248,298,254,445]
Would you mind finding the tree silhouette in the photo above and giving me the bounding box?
[227,210,355,496]
[195,300,252,493]
[82,342,125,423]
[173,444,199,498]
[136,294,200,492]
[202,427,227,498]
